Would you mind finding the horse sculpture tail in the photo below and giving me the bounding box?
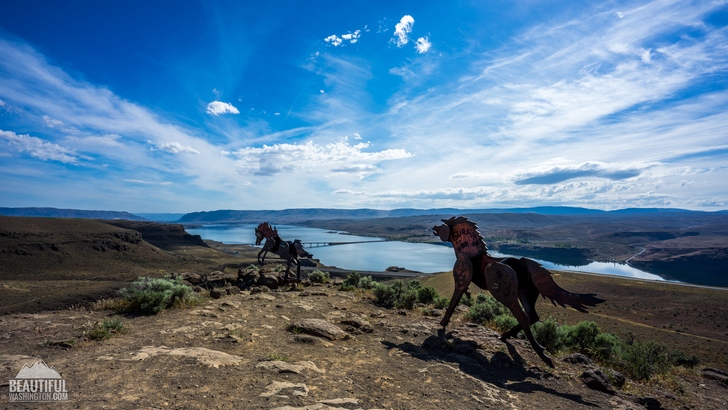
[523,258,605,313]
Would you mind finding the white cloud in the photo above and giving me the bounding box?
[206,101,240,115]
[324,35,343,47]
[42,115,64,128]
[324,30,362,48]
[230,140,412,177]
[148,140,200,155]
[415,36,431,53]
[393,15,415,47]
[124,179,172,185]
[1,129,78,164]
[64,133,123,149]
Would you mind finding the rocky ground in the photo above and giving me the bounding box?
[1,282,727,410]
[1,216,727,409]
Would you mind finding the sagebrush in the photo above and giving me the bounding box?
[118,276,198,314]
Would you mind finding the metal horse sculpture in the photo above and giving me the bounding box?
[255,222,313,283]
[433,216,604,367]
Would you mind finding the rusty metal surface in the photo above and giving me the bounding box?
[255,222,312,283]
[433,216,604,367]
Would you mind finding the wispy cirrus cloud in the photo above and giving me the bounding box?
[148,141,201,155]
[0,129,78,164]
[124,179,173,185]
[227,139,412,177]
[513,162,651,185]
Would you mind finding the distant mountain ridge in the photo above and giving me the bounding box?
[0,207,147,221]
[2,206,724,224]
[176,206,721,224]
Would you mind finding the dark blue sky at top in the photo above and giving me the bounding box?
[1,1,726,212]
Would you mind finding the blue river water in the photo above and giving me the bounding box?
[187,224,669,281]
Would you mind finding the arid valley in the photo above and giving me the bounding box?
[1,213,727,409]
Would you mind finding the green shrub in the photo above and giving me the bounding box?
[309,270,330,284]
[493,314,518,333]
[84,317,127,340]
[416,286,439,305]
[668,349,700,368]
[620,341,671,381]
[391,280,405,296]
[532,318,563,354]
[340,283,356,292]
[433,296,450,309]
[561,321,601,354]
[372,280,445,310]
[460,293,473,307]
[406,279,422,290]
[593,332,622,363]
[395,289,419,309]
[118,276,196,314]
[343,271,361,288]
[359,275,376,289]
[465,294,510,324]
[373,283,399,308]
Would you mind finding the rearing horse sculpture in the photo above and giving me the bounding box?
[255,222,312,282]
[433,216,604,367]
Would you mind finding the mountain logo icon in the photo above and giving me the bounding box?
[14,358,62,379]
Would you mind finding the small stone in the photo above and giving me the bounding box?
[209,288,225,299]
[580,369,615,395]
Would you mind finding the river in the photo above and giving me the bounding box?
[187,224,671,282]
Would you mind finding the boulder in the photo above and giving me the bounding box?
[580,368,615,395]
[257,272,280,289]
[202,271,228,288]
[225,286,240,295]
[209,288,225,299]
[703,367,728,386]
[240,270,259,287]
[562,353,595,366]
[288,319,349,341]
[179,272,202,285]
[636,397,661,410]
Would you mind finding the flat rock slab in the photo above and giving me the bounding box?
[289,319,349,341]
[255,360,325,374]
[102,346,245,368]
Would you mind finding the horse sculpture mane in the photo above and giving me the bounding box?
[256,222,278,239]
[434,215,604,367]
[436,216,488,258]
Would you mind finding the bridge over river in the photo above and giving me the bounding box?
[301,240,385,248]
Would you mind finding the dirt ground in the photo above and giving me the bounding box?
[1,216,728,409]
[2,284,726,410]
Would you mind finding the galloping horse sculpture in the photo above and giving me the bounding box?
[255,222,313,282]
[433,216,604,367]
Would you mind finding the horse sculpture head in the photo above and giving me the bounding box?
[433,216,488,258]
[255,222,277,245]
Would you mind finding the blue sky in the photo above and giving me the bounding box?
[1,0,727,213]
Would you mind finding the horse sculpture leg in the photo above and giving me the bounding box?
[257,249,268,265]
[285,254,293,280]
[485,262,554,368]
[441,256,473,327]
[501,285,541,340]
